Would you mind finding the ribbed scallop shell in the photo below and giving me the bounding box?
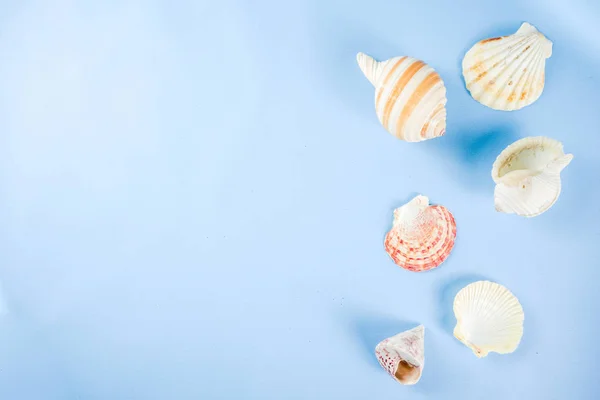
[492,136,573,217]
[375,325,425,385]
[462,22,553,111]
[357,52,447,142]
[384,195,456,272]
[453,281,524,358]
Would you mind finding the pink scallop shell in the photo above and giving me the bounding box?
[384,196,456,272]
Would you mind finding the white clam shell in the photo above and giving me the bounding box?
[492,136,573,217]
[375,325,425,385]
[462,22,552,111]
[453,281,524,358]
[357,53,447,142]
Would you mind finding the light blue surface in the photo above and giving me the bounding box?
[0,1,599,399]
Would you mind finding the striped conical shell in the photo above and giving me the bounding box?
[462,22,553,111]
[492,136,573,217]
[453,281,524,358]
[384,195,456,272]
[375,325,425,385]
[357,53,447,142]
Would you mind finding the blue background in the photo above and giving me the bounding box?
[0,0,599,399]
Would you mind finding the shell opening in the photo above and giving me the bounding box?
[493,137,570,182]
[394,360,420,384]
[433,120,446,138]
[491,138,572,217]
[516,23,553,58]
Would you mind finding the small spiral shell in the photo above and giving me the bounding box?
[375,325,425,385]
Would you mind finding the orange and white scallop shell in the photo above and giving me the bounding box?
[357,53,447,142]
[384,195,456,272]
[375,325,425,385]
[462,22,552,111]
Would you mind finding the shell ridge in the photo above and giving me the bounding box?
[476,36,538,85]
[463,34,538,86]
[463,22,551,110]
[467,40,536,109]
[465,33,535,65]
[515,22,553,58]
[487,296,520,325]
[515,43,545,109]
[492,39,543,109]
[500,40,544,108]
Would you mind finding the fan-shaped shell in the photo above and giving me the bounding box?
[384,195,456,272]
[453,281,524,358]
[462,22,552,111]
[375,325,425,385]
[357,52,447,142]
[492,136,573,217]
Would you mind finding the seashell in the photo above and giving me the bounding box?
[462,22,553,111]
[357,52,447,142]
[492,136,573,217]
[453,281,524,358]
[384,195,456,272]
[375,325,425,385]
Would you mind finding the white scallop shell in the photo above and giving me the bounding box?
[462,22,553,111]
[357,53,447,142]
[375,325,424,385]
[492,136,573,217]
[453,281,524,358]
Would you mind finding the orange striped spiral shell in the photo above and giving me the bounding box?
[357,53,447,142]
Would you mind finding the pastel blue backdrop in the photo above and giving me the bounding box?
[0,1,598,399]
